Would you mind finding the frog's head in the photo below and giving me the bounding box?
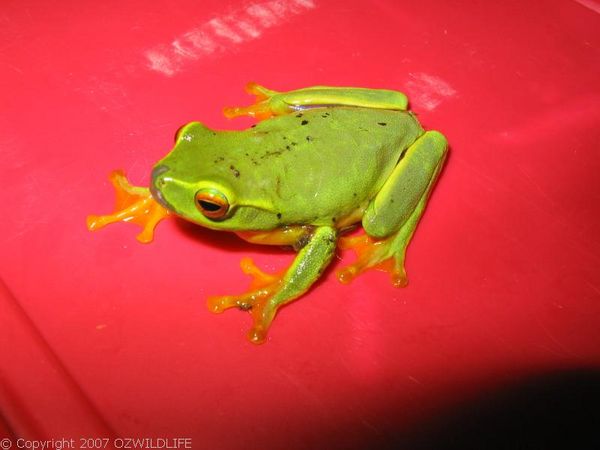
[150,122,279,231]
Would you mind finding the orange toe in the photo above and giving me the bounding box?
[336,232,407,287]
[223,82,278,121]
[87,170,170,243]
[223,102,274,120]
[207,258,287,343]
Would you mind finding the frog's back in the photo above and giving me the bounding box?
[219,107,423,225]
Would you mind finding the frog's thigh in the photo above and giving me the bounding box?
[363,130,447,238]
[273,86,408,112]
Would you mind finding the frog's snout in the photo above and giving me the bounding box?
[150,164,171,209]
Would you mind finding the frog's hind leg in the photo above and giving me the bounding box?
[223,83,408,120]
[207,226,337,344]
[337,131,448,287]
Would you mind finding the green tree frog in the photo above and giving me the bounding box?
[88,83,447,344]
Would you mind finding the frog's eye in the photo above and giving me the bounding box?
[174,124,186,142]
[195,189,229,219]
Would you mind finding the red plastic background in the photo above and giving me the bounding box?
[1,0,599,448]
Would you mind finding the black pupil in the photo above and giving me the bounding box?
[199,200,222,212]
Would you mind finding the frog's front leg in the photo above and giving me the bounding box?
[337,131,448,287]
[208,226,337,344]
[223,82,408,120]
[87,170,171,243]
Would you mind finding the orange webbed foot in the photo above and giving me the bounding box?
[223,82,280,121]
[87,170,170,243]
[207,257,286,344]
[336,233,408,288]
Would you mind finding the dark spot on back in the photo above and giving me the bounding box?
[260,149,283,159]
[229,165,240,178]
[306,136,313,142]
[301,120,309,125]
[296,113,303,118]
[251,124,256,128]
[378,122,387,126]
[277,213,282,219]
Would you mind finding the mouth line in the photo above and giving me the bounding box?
[149,183,172,210]
[150,165,173,210]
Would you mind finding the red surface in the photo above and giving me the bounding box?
[1,0,600,447]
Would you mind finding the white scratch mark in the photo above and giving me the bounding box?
[246,4,279,26]
[536,318,577,357]
[236,20,262,38]
[172,39,198,58]
[208,18,244,43]
[407,375,424,386]
[268,0,312,18]
[265,1,289,19]
[405,72,457,111]
[292,0,316,8]
[587,281,600,296]
[514,162,556,209]
[184,29,218,54]
[145,0,316,76]
[146,49,178,76]
[574,0,600,14]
